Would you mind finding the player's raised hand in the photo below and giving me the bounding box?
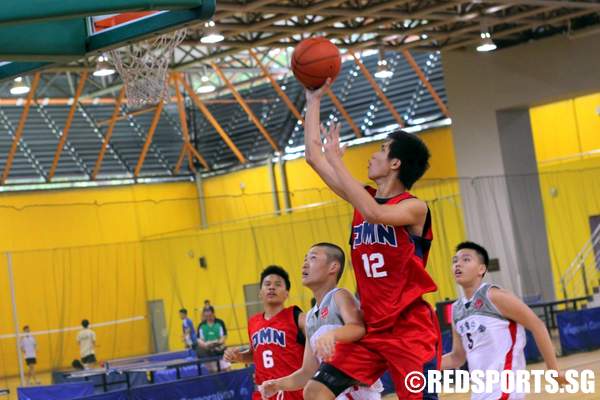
[314,330,337,361]
[321,122,346,163]
[305,78,332,104]
[259,379,281,399]
[223,347,242,363]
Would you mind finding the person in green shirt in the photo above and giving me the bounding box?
[197,306,229,372]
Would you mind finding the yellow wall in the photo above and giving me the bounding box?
[203,167,275,226]
[530,92,600,298]
[530,93,600,164]
[0,182,201,251]
[0,182,201,376]
[1,244,149,374]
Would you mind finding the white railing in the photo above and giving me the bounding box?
[560,223,600,299]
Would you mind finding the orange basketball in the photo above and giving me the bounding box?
[291,37,341,90]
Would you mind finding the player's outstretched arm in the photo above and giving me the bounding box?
[441,325,466,370]
[304,80,350,201]
[260,338,320,398]
[321,123,428,226]
[488,288,560,371]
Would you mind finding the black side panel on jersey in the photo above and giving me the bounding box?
[293,305,306,344]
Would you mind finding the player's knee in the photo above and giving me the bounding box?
[303,380,334,400]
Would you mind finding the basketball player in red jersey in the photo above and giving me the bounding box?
[224,266,306,400]
[301,79,440,399]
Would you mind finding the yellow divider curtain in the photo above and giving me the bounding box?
[0,243,149,377]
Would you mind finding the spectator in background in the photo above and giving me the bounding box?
[20,326,40,385]
[77,319,97,369]
[200,301,228,337]
[179,308,199,356]
[197,306,229,371]
[200,300,211,323]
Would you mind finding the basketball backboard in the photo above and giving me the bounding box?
[0,1,215,81]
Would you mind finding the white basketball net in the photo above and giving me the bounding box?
[109,29,187,108]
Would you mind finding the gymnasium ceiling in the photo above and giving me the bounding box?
[179,0,600,65]
[0,0,599,188]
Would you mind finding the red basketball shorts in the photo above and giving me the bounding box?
[328,299,441,399]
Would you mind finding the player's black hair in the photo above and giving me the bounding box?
[23,325,29,331]
[456,241,490,267]
[260,265,291,291]
[456,241,490,277]
[179,308,188,315]
[312,242,346,282]
[81,319,90,328]
[387,131,430,189]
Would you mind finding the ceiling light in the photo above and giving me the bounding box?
[476,31,497,52]
[10,77,30,95]
[197,84,216,94]
[196,67,216,93]
[93,55,115,77]
[476,21,497,52]
[201,21,224,44]
[374,49,393,79]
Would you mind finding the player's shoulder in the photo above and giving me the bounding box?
[333,287,355,303]
[215,318,226,328]
[248,313,266,331]
[282,305,303,316]
[486,284,514,303]
[398,195,428,213]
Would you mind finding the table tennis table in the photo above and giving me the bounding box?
[60,354,223,392]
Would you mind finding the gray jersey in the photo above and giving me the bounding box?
[453,283,526,400]
[306,287,383,399]
[306,288,348,341]
[452,283,506,324]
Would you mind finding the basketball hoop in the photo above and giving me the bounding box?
[109,28,187,108]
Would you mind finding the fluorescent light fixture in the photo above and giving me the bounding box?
[374,49,393,79]
[197,67,216,93]
[10,77,29,95]
[93,55,115,77]
[197,84,216,93]
[476,32,497,52]
[201,21,224,44]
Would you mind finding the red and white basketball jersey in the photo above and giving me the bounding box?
[350,187,437,331]
[248,306,304,400]
[453,283,527,400]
